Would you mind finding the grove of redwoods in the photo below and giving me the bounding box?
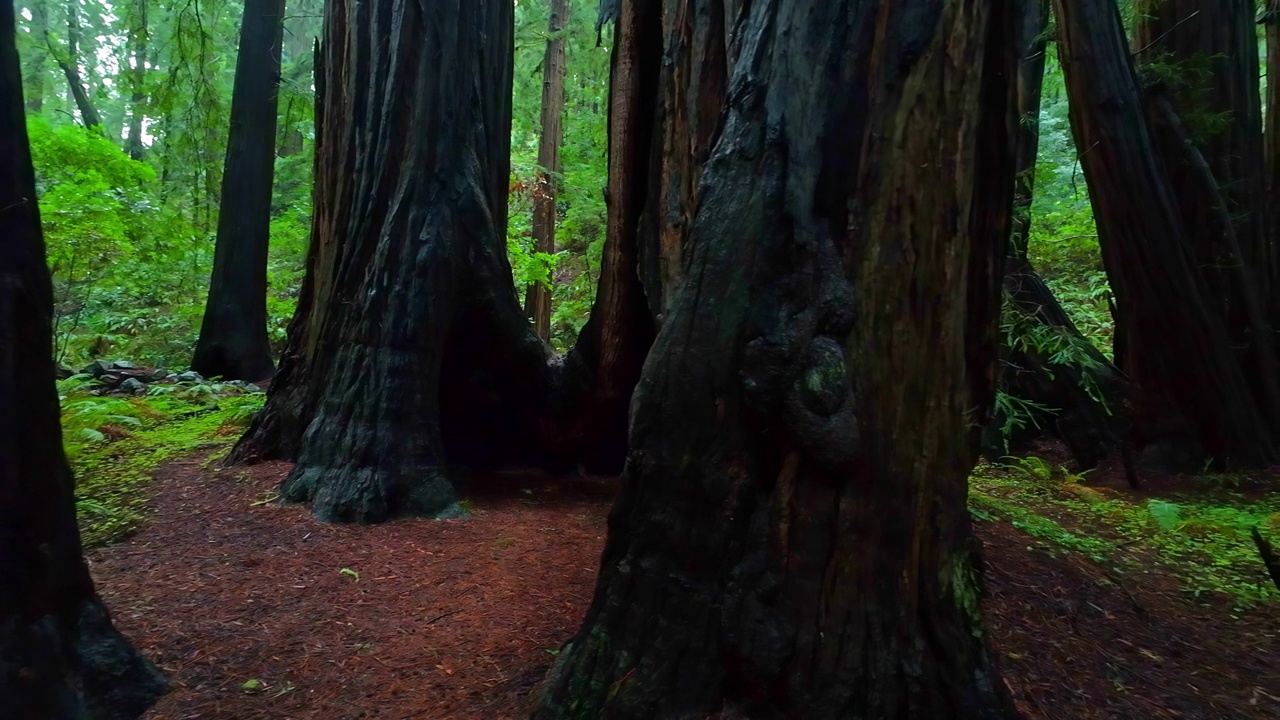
[3,0,1280,718]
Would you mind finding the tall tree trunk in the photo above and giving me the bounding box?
[125,0,148,160]
[533,0,1021,717]
[49,0,103,131]
[1132,0,1280,434]
[23,0,47,113]
[1054,0,1280,469]
[1,2,167,715]
[524,0,569,342]
[191,0,286,382]
[1262,2,1280,324]
[277,1,316,158]
[995,0,1126,469]
[230,0,656,518]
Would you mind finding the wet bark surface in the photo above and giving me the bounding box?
[0,3,166,714]
[191,0,285,382]
[1055,0,1279,469]
[534,1,1021,717]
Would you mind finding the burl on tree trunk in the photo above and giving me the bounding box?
[1,1,166,713]
[533,0,1020,717]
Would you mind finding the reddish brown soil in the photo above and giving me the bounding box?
[89,457,1279,719]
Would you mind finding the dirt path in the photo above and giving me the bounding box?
[89,457,1278,719]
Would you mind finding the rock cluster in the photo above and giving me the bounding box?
[65,359,263,396]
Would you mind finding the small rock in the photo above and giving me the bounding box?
[148,368,169,381]
[111,360,136,369]
[80,360,112,378]
[245,384,262,393]
[56,365,74,380]
[98,373,124,388]
[164,373,179,383]
[175,371,203,383]
[120,378,146,394]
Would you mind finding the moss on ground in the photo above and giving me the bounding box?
[60,378,264,548]
[970,457,1280,609]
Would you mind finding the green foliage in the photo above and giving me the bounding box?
[61,378,265,548]
[971,462,1280,607]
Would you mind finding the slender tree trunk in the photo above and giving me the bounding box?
[524,0,569,342]
[23,0,47,113]
[49,0,103,131]
[1054,0,1280,469]
[191,0,286,382]
[125,0,148,160]
[995,0,1126,469]
[1,3,167,715]
[534,0,1021,717]
[277,2,315,158]
[1263,2,1280,323]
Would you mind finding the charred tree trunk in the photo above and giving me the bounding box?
[1,3,167,714]
[125,0,147,161]
[534,0,1021,717]
[994,0,1126,469]
[524,0,569,342]
[49,0,103,132]
[191,0,286,382]
[1054,0,1280,469]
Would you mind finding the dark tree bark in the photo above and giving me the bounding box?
[533,0,1021,717]
[48,0,103,132]
[1054,0,1280,469]
[229,0,657,519]
[1,2,167,715]
[524,0,569,342]
[994,0,1126,469]
[125,0,147,161]
[1263,1,1280,323]
[191,0,286,382]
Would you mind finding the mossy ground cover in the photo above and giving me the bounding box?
[971,455,1280,609]
[60,376,265,548]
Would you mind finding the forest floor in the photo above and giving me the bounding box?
[77,398,1280,719]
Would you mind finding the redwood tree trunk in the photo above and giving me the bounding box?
[524,0,569,342]
[1264,1,1280,324]
[533,0,1020,717]
[1,3,166,714]
[125,0,147,161]
[191,0,286,382]
[1054,0,1280,468]
[996,0,1126,469]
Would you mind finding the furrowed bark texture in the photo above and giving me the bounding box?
[191,0,285,382]
[1,2,167,714]
[1267,2,1280,319]
[1054,0,1279,469]
[996,0,1125,469]
[534,1,1021,717]
[525,0,569,342]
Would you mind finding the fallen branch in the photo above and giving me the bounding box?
[1250,526,1280,594]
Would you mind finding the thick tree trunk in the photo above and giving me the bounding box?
[191,0,286,382]
[524,0,569,342]
[1054,0,1280,469]
[125,0,147,161]
[231,0,657,514]
[50,0,103,132]
[1,3,167,715]
[533,1,1021,717]
[994,0,1126,469]
[1135,0,1270,310]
